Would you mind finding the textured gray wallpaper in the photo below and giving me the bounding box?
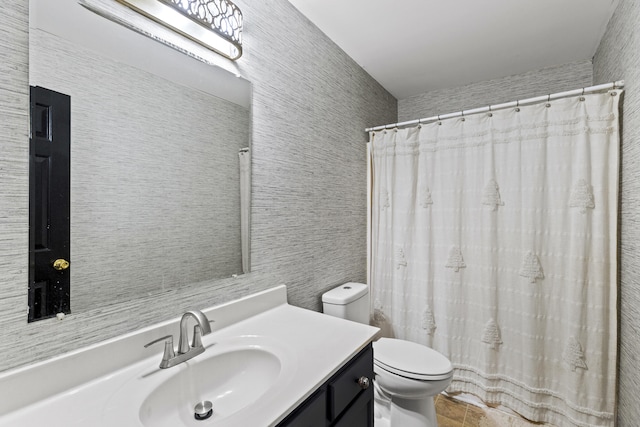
[30,28,248,312]
[593,0,640,425]
[0,0,396,372]
[0,2,30,369]
[398,60,593,122]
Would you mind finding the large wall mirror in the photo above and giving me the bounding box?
[29,0,251,314]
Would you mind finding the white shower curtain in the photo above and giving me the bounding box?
[369,91,621,427]
[239,148,251,274]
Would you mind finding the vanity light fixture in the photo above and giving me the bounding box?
[116,0,243,60]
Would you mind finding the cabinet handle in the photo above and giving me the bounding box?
[357,376,370,390]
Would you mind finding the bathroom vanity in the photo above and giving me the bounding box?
[277,344,374,426]
[0,286,379,426]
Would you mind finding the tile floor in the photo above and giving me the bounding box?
[435,394,551,427]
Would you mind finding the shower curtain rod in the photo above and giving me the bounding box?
[365,80,624,132]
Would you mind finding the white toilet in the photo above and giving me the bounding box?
[322,282,453,427]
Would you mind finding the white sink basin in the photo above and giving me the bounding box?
[140,348,280,426]
[103,336,295,427]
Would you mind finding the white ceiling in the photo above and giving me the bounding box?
[287,0,619,99]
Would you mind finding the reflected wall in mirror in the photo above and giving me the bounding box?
[29,0,251,313]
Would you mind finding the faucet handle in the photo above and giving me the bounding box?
[144,334,174,348]
[191,319,216,349]
[144,335,176,368]
[192,325,203,349]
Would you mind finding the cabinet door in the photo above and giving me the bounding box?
[328,346,374,420]
[277,388,327,427]
[332,387,373,427]
[276,343,374,427]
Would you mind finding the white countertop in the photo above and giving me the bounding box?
[0,285,379,426]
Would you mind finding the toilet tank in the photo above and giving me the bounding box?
[322,282,370,324]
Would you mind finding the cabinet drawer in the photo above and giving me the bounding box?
[328,345,374,420]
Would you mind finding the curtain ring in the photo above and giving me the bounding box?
[488,105,493,117]
[515,100,520,112]
[580,88,587,101]
[437,115,442,125]
[546,94,551,108]
[461,110,465,122]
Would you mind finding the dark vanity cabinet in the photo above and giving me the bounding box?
[277,343,374,427]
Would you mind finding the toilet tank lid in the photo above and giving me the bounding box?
[322,282,368,304]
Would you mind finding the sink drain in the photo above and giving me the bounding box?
[194,401,213,421]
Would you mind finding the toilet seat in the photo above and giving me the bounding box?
[373,338,453,381]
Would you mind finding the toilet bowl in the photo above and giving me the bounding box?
[373,337,453,427]
[322,283,453,427]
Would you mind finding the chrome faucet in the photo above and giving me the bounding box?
[144,310,213,369]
